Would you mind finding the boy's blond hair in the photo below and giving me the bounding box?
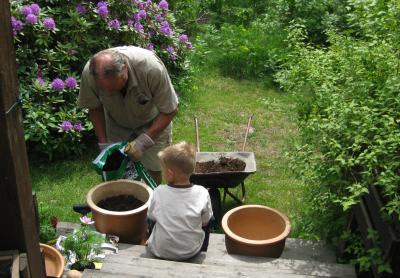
[158,142,196,176]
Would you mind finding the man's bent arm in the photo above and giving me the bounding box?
[88,106,107,143]
[145,108,178,139]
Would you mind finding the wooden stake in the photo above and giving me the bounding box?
[0,2,45,277]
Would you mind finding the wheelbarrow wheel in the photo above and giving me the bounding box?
[208,188,221,230]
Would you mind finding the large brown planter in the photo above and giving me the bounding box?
[86,179,152,244]
[40,243,65,278]
[222,205,291,257]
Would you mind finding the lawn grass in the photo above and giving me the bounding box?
[30,146,100,223]
[30,68,305,236]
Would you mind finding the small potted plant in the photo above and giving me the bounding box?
[61,216,104,271]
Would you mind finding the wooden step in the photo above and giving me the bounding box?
[58,223,355,277]
[94,238,355,277]
[99,247,354,278]
[85,256,340,278]
[208,233,337,263]
[57,223,335,263]
[112,233,337,264]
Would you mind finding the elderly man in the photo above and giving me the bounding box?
[78,46,178,184]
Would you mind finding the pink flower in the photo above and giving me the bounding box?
[158,0,169,10]
[36,77,45,86]
[146,43,154,51]
[73,122,83,132]
[60,121,73,131]
[30,4,41,15]
[51,78,65,91]
[43,17,56,30]
[80,216,94,225]
[65,77,77,89]
[21,6,33,16]
[26,14,38,25]
[98,5,108,18]
[179,34,188,43]
[109,19,120,30]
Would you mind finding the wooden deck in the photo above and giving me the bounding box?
[57,221,355,278]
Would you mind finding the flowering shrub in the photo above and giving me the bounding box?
[10,0,192,159]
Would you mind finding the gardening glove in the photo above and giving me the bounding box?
[98,142,112,151]
[124,133,154,161]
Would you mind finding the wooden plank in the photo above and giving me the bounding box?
[19,253,30,278]
[364,186,399,257]
[0,2,45,277]
[202,251,354,277]
[56,221,80,236]
[115,235,337,265]
[70,230,336,263]
[102,249,354,278]
[0,250,20,278]
[60,226,354,277]
[113,243,207,264]
[207,233,337,263]
[98,258,326,278]
[11,252,20,278]
[83,269,148,277]
[107,255,354,278]
[97,233,353,277]
[57,225,337,263]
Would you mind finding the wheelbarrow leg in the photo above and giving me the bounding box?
[223,182,246,205]
[208,188,221,229]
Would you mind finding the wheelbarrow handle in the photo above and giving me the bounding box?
[73,204,91,215]
[194,114,200,152]
[242,114,254,151]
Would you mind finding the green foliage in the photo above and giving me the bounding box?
[265,0,348,44]
[11,0,193,159]
[168,0,203,36]
[192,19,287,82]
[206,0,269,27]
[62,224,104,270]
[38,202,58,243]
[341,229,392,274]
[203,0,347,44]
[276,0,400,272]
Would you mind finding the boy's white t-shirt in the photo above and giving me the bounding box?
[146,184,213,261]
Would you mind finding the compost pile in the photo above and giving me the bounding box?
[97,195,144,211]
[196,156,246,173]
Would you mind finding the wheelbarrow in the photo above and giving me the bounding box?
[189,115,257,223]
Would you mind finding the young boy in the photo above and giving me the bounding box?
[146,142,213,261]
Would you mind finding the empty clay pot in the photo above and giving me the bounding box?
[40,243,65,278]
[222,205,291,257]
[86,179,152,244]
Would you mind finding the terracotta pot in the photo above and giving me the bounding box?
[86,179,152,244]
[222,205,291,257]
[40,243,65,278]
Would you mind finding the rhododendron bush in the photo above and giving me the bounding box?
[10,0,192,159]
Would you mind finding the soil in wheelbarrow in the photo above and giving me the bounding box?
[97,195,144,211]
[196,157,246,173]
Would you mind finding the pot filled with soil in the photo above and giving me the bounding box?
[86,179,152,244]
[222,205,291,257]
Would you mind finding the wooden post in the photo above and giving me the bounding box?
[0,2,45,277]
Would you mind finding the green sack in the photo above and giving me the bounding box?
[92,142,129,181]
[92,142,158,190]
